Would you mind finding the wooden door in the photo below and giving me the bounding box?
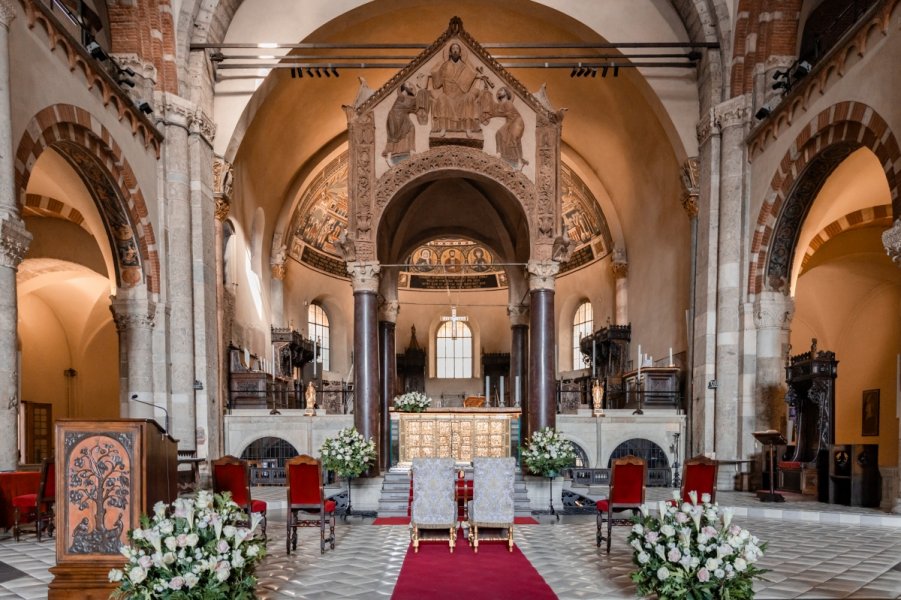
[25,402,53,463]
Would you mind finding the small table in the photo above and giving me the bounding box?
[753,430,787,502]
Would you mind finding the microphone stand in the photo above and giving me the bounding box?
[130,394,170,434]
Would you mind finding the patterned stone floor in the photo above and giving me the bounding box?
[2,510,901,599]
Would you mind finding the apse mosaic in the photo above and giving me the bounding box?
[287,151,612,286]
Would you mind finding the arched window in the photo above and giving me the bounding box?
[307,303,330,371]
[572,301,593,370]
[436,321,472,378]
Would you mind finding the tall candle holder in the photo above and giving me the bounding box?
[633,373,645,415]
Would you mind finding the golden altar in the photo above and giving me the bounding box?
[395,408,521,464]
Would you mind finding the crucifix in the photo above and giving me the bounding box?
[440,305,468,339]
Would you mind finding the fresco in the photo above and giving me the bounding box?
[287,152,613,284]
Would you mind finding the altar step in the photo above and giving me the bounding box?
[376,466,533,518]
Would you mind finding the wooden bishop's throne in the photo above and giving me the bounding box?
[780,339,837,502]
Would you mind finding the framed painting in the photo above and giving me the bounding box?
[862,389,879,437]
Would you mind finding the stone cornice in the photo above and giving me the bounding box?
[527,260,559,291]
[347,261,381,293]
[0,212,31,268]
[0,0,16,28]
[20,0,163,157]
[747,0,896,159]
[883,219,901,268]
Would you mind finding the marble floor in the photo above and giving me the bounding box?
[2,507,901,599]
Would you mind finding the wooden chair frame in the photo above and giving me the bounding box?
[597,455,646,553]
[211,455,267,538]
[681,454,719,503]
[13,458,55,542]
[285,455,335,554]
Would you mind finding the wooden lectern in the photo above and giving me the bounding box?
[753,429,786,503]
[48,419,178,599]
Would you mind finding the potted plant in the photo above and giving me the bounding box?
[319,426,376,516]
[393,391,431,412]
[109,490,267,599]
[628,491,767,600]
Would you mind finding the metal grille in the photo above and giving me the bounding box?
[608,438,670,469]
[240,437,300,485]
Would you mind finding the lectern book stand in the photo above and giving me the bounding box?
[48,419,178,599]
[753,429,786,503]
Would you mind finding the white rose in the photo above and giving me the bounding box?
[165,536,177,552]
[184,573,199,588]
[132,528,145,540]
[153,501,167,518]
[186,533,199,547]
[714,568,725,579]
[108,569,124,582]
[705,557,721,571]
[657,567,670,581]
[246,544,260,557]
[701,493,711,504]
[637,552,650,564]
[128,566,147,584]
[632,524,644,535]
[169,576,185,590]
[215,566,231,582]
[734,557,748,572]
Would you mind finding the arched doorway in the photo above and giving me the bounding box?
[240,436,300,486]
[608,438,671,487]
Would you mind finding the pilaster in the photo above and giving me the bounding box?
[109,293,157,423]
[610,248,629,325]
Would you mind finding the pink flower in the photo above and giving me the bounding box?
[698,568,710,582]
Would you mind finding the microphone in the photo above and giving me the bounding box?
[130,394,170,434]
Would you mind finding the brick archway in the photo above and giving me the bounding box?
[14,104,160,294]
[749,101,900,295]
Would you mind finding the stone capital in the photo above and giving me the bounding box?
[347,261,381,293]
[507,304,529,327]
[882,219,901,268]
[378,299,400,323]
[270,263,286,281]
[213,157,233,201]
[714,94,751,130]
[155,92,216,143]
[109,295,156,331]
[214,197,230,222]
[680,157,700,218]
[753,291,794,330]
[696,107,718,145]
[0,212,32,269]
[0,0,15,28]
[527,260,559,291]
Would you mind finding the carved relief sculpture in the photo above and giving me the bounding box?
[382,81,419,165]
[491,87,527,170]
[427,42,491,139]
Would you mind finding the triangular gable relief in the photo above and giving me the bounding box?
[358,17,561,184]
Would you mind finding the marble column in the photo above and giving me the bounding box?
[508,304,529,414]
[157,93,197,450]
[212,157,232,460]
[110,294,157,424]
[713,96,750,486]
[527,261,559,438]
[378,300,398,471]
[882,220,901,513]
[348,261,380,475]
[610,249,629,325]
[0,0,32,470]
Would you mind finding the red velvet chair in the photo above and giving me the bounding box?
[212,455,267,538]
[596,455,646,553]
[285,455,336,554]
[12,458,55,542]
[681,455,719,503]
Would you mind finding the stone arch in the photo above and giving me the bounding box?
[14,105,160,295]
[749,102,901,295]
[799,204,893,272]
[22,194,90,233]
[373,146,536,258]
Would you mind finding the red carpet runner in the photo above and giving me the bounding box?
[374,516,539,525]
[391,531,557,600]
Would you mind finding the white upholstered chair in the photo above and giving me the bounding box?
[411,458,457,553]
[468,457,515,553]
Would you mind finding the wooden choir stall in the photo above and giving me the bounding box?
[48,419,178,599]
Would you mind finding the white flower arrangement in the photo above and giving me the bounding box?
[109,490,266,600]
[393,391,431,413]
[628,491,767,600]
[319,426,376,478]
[521,427,576,477]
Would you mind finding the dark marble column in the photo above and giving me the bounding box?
[527,261,560,438]
[508,303,529,417]
[348,262,381,476]
[378,300,398,471]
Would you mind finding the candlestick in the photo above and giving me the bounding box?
[515,375,521,407]
[499,376,505,407]
[485,375,490,399]
[669,347,673,367]
[637,344,641,378]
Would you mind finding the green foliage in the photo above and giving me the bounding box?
[393,391,431,412]
[520,427,576,476]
